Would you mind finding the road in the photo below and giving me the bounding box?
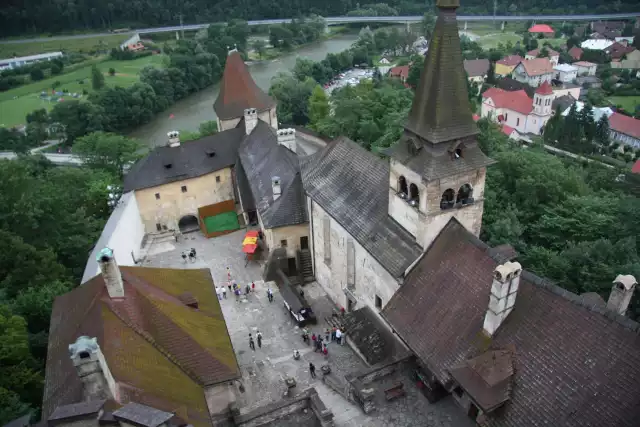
[1,12,638,44]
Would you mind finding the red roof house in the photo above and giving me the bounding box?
[568,46,584,61]
[528,24,555,37]
[482,88,533,115]
[632,159,640,174]
[609,112,640,141]
[388,65,410,82]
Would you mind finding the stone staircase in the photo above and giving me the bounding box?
[300,249,314,283]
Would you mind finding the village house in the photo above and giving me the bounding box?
[611,49,640,70]
[481,82,554,136]
[554,63,578,83]
[568,46,583,61]
[561,101,613,122]
[580,38,615,51]
[511,58,554,87]
[573,60,597,76]
[609,112,640,148]
[528,23,554,38]
[606,42,636,60]
[463,59,490,83]
[525,47,559,65]
[45,249,241,427]
[388,65,410,83]
[494,55,522,77]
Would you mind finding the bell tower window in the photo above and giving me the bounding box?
[398,176,408,198]
[440,189,456,210]
[409,183,420,208]
[456,183,474,206]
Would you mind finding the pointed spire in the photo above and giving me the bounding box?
[404,0,477,144]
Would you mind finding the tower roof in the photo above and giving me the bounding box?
[404,0,478,144]
[213,51,275,120]
[535,81,553,95]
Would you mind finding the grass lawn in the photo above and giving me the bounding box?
[0,54,165,128]
[0,34,131,58]
[609,96,640,113]
[475,32,523,49]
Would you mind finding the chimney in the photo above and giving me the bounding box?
[244,108,258,135]
[277,128,296,153]
[271,176,281,201]
[167,131,180,147]
[97,248,124,299]
[607,274,637,315]
[69,336,119,401]
[483,261,522,337]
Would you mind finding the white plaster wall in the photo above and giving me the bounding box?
[556,69,577,82]
[311,201,400,313]
[502,110,528,133]
[219,117,241,132]
[269,224,310,258]
[610,130,640,148]
[525,114,548,134]
[388,159,427,236]
[576,65,597,76]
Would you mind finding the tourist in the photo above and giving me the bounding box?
[228,282,232,292]
[245,283,250,295]
[335,328,342,345]
[267,287,273,302]
[190,247,197,260]
[311,333,317,347]
[316,336,323,352]
[251,281,255,292]
[216,286,222,300]
[331,327,337,341]
[323,343,328,356]
[309,362,316,378]
[222,287,227,299]
[188,251,194,263]
[181,252,187,263]
[249,334,255,351]
[325,328,330,341]
[235,288,240,302]
[257,331,262,348]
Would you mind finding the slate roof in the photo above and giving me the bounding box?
[552,94,576,112]
[300,137,422,278]
[2,414,31,427]
[518,58,554,77]
[237,120,308,228]
[112,402,174,427]
[48,400,106,424]
[609,112,640,140]
[383,218,640,427]
[123,128,244,192]
[404,1,478,144]
[482,88,533,115]
[213,52,275,120]
[496,77,535,97]
[463,59,490,77]
[43,267,240,427]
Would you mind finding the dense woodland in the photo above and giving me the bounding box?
[1,0,640,37]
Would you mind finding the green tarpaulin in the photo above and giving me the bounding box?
[203,211,240,233]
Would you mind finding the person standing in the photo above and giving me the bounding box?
[191,247,197,260]
[216,286,222,300]
[251,281,255,292]
[245,283,250,295]
[309,362,316,379]
[188,251,194,263]
[222,286,227,299]
[267,288,273,302]
[249,334,255,351]
[256,331,262,348]
[181,252,187,263]
[335,328,342,345]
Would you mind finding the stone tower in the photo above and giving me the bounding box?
[387,0,494,249]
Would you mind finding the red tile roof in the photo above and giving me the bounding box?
[609,112,640,140]
[482,88,533,115]
[526,47,559,57]
[528,24,554,34]
[535,81,553,95]
[389,65,410,79]
[632,159,640,174]
[573,61,597,67]
[44,267,240,427]
[519,58,554,76]
[383,218,640,427]
[213,51,275,120]
[568,46,583,60]
[501,124,516,136]
[497,55,523,66]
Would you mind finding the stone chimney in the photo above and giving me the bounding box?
[97,248,124,299]
[277,128,296,153]
[69,336,119,401]
[483,261,522,337]
[244,108,258,135]
[167,130,180,147]
[607,274,637,315]
[271,176,281,201]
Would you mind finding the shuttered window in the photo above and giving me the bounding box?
[323,217,331,264]
[347,239,355,286]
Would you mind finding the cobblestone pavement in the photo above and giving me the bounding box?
[144,230,474,427]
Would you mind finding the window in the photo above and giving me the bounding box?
[181,185,187,193]
[516,118,520,126]
[280,239,287,247]
[323,217,331,264]
[155,193,160,200]
[456,183,474,205]
[375,295,382,309]
[409,183,419,208]
[453,386,463,397]
[454,147,463,159]
[216,175,221,183]
[156,223,162,231]
[504,113,508,121]
[347,239,355,286]
[398,175,408,196]
[440,188,456,210]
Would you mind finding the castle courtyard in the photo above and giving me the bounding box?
[143,229,474,427]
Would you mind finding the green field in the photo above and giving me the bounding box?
[475,32,523,49]
[609,96,640,113]
[0,34,131,58]
[0,54,165,127]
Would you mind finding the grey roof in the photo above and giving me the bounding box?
[463,59,491,77]
[387,134,495,182]
[300,137,422,278]
[112,403,173,427]
[48,400,106,423]
[552,94,576,112]
[123,128,245,192]
[237,120,308,228]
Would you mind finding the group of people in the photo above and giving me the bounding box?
[181,248,197,263]
[248,331,263,350]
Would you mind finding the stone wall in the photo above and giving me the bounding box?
[310,201,400,314]
[134,167,235,233]
[265,223,310,259]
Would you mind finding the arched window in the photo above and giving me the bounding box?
[454,147,463,159]
[398,175,408,197]
[440,189,455,210]
[409,183,420,208]
[456,184,474,205]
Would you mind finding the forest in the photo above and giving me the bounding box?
[1,0,639,37]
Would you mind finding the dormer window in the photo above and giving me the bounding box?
[163,162,172,169]
[454,148,463,159]
[205,149,216,158]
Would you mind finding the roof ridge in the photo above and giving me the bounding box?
[443,218,640,333]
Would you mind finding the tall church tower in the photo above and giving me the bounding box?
[387,0,494,250]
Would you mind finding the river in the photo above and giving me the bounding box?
[129,33,359,147]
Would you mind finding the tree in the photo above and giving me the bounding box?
[308,85,330,129]
[73,132,145,178]
[49,100,103,143]
[486,62,496,84]
[50,59,63,75]
[198,120,218,136]
[407,61,422,88]
[91,65,105,90]
[252,39,267,59]
[595,115,611,147]
[108,67,116,76]
[29,67,44,81]
[421,12,436,40]
[269,73,316,125]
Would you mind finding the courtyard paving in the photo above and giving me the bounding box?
[143,229,474,427]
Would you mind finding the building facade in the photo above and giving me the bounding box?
[511,58,554,87]
[0,51,63,70]
[554,63,578,83]
[573,61,598,76]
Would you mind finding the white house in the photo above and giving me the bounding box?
[525,47,559,65]
[554,63,578,83]
[573,61,598,76]
[609,112,640,149]
[481,82,555,135]
[0,51,63,71]
[580,39,615,51]
[511,58,555,87]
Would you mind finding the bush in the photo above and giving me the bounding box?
[50,60,63,75]
[30,68,45,81]
[108,67,116,76]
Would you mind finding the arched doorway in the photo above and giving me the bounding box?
[178,215,200,234]
[456,184,474,205]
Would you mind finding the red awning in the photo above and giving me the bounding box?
[243,244,257,254]
[245,230,259,238]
